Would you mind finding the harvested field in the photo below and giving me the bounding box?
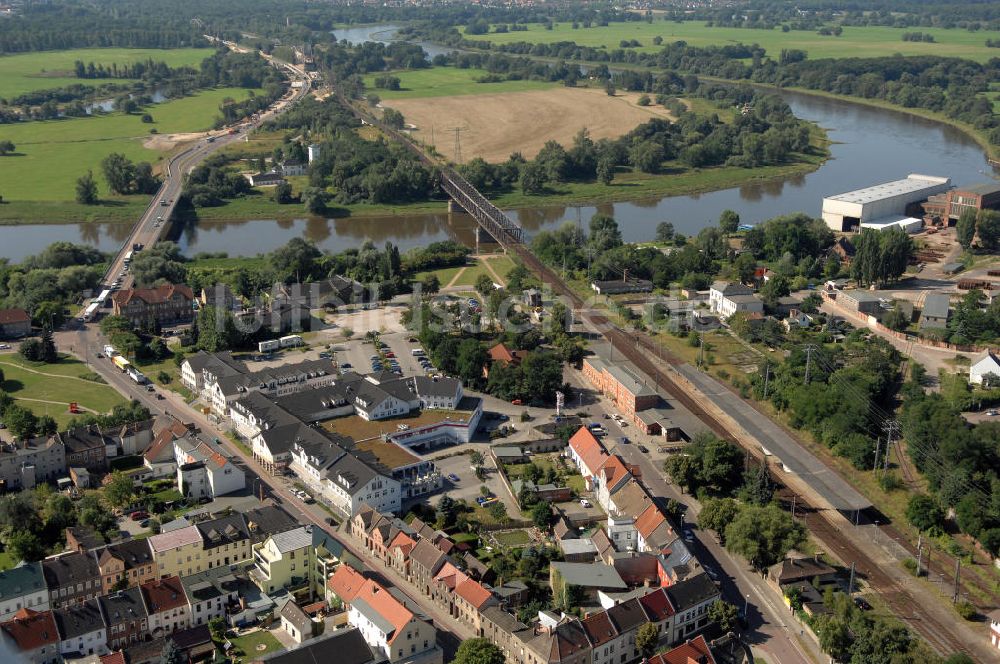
[387,87,675,163]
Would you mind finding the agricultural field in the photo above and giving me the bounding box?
[0,86,259,223]
[472,21,1000,62]
[0,47,213,98]
[362,66,556,99]
[386,85,673,162]
[0,353,127,428]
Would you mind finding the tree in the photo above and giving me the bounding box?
[655,221,675,243]
[303,187,328,215]
[104,471,135,509]
[530,501,551,529]
[436,495,457,530]
[161,638,184,664]
[75,170,99,204]
[977,209,1000,252]
[596,154,615,185]
[5,406,37,440]
[420,274,440,295]
[520,161,547,195]
[475,273,495,296]
[956,208,977,249]
[452,638,505,664]
[100,153,137,195]
[759,274,790,308]
[719,209,740,234]
[38,327,57,362]
[905,494,945,532]
[707,599,740,633]
[8,529,45,561]
[272,181,293,204]
[698,497,740,540]
[0,140,14,155]
[743,464,774,505]
[382,108,405,130]
[723,503,805,570]
[635,622,660,658]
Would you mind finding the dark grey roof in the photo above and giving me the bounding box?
[605,598,647,632]
[550,562,627,589]
[242,505,301,544]
[959,181,1000,196]
[42,552,100,589]
[409,539,447,575]
[188,350,247,376]
[59,425,108,454]
[0,561,45,601]
[921,293,951,321]
[98,587,147,624]
[179,567,239,604]
[258,627,375,664]
[407,375,461,399]
[196,513,250,547]
[592,279,653,294]
[280,600,313,633]
[100,538,154,570]
[53,599,104,640]
[664,573,720,612]
[325,450,379,493]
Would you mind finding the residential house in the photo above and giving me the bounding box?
[52,599,107,658]
[407,539,448,598]
[111,283,194,327]
[200,283,239,312]
[180,351,247,395]
[97,539,157,593]
[148,525,206,579]
[836,290,882,316]
[0,562,49,621]
[243,504,302,545]
[173,437,245,499]
[65,525,105,553]
[0,607,60,664]
[566,426,610,485]
[255,627,378,664]
[594,455,634,513]
[0,308,31,338]
[280,159,307,177]
[524,617,592,664]
[140,576,190,639]
[97,587,148,650]
[970,350,1000,386]
[0,436,65,491]
[291,434,401,517]
[179,567,240,627]
[114,419,155,457]
[279,600,315,644]
[58,425,108,473]
[581,360,660,424]
[196,512,252,570]
[664,574,720,643]
[647,635,716,664]
[766,557,838,593]
[41,552,102,609]
[336,567,440,664]
[250,526,314,598]
[483,343,528,379]
[708,282,755,317]
[523,289,542,308]
[247,171,285,187]
[920,293,951,329]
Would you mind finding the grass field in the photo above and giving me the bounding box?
[489,529,534,547]
[0,87,258,221]
[472,21,1000,62]
[363,66,556,99]
[0,47,212,98]
[0,353,127,427]
[223,630,282,658]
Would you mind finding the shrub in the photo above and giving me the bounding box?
[954,600,977,620]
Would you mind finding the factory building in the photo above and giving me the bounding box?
[822,174,951,232]
[922,182,1000,225]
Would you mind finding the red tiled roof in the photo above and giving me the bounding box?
[581,611,618,646]
[355,579,413,645]
[634,504,667,538]
[569,427,607,476]
[599,455,631,488]
[488,343,526,365]
[100,652,127,664]
[328,564,366,603]
[387,531,416,556]
[638,587,675,622]
[112,283,193,307]
[648,635,715,664]
[455,578,493,609]
[140,576,187,614]
[1,608,58,651]
[0,308,30,325]
[434,562,466,590]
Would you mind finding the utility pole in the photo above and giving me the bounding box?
[791,495,796,519]
[872,435,882,474]
[450,127,464,164]
[848,562,856,595]
[882,421,898,473]
[916,532,923,577]
[953,559,961,603]
[699,333,705,366]
[762,361,770,399]
[803,344,817,385]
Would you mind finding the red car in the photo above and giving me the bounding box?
[129,511,149,521]
[511,399,523,406]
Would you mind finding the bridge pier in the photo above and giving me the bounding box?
[447,199,466,214]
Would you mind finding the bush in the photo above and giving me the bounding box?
[901,558,920,576]
[954,600,977,620]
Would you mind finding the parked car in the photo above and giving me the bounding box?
[129,511,149,521]
[447,473,460,483]
[511,399,523,406]
[637,445,648,453]
[619,437,630,445]
[580,498,592,508]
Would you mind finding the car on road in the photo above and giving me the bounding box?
[637,445,648,453]
[447,473,460,483]
[340,362,352,369]
[704,565,719,581]
[145,385,155,392]
[682,528,695,544]
[140,519,150,528]
[618,437,630,445]
[988,410,999,416]
[579,498,592,508]
[129,511,149,521]
[511,399,523,406]
[155,393,165,400]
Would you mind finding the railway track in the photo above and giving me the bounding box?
[513,245,977,658]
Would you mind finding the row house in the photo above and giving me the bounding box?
[290,433,401,516]
[148,525,206,579]
[97,539,157,594]
[328,564,441,664]
[52,598,107,659]
[0,561,49,621]
[0,607,60,664]
[140,576,190,639]
[98,587,147,650]
[0,436,65,492]
[250,526,314,599]
[179,567,240,627]
[57,426,109,473]
[196,512,252,570]
[41,552,102,609]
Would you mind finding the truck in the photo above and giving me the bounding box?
[113,355,131,372]
[258,339,281,353]
[123,250,134,266]
[279,335,303,348]
[126,367,147,385]
[103,344,116,357]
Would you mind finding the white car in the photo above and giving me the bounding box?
[579,498,592,508]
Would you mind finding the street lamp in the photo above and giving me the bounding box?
[743,594,750,618]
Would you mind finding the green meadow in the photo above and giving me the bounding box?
[0,87,258,223]
[0,47,212,98]
[473,21,1000,62]
[362,66,556,99]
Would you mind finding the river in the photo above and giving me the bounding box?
[1,44,995,261]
